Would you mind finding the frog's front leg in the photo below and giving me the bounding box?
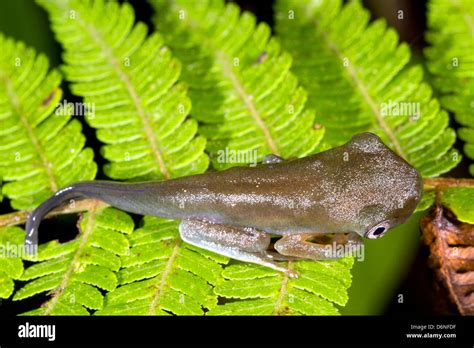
[274,232,363,260]
[179,220,299,278]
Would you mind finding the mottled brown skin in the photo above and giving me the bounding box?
[25,133,423,277]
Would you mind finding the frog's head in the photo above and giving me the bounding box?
[344,133,423,239]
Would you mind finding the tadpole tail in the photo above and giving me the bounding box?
[24,180,163,255]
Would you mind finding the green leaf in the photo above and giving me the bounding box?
[151,0,324,169]
[415,191,436,213]
[425,0,474,176]
[209,258,353,315]
[13,207,134,315]
[0,226,24,299]
[274,0,461,177]
[0,272,14,299]
[97,216,227,315]
[0,34,96,209]
[440,187,474,224]
[37,0,209,180]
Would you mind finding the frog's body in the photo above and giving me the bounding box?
[25,133,423,277]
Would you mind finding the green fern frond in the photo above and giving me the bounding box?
[37,0,209,180]
[149,0,353,314]
[274,0,461,177]
[415,192,436,213]
[13,208,134,315]
[97,216,228,315]
[0,34,96,209]
[440,187,474,224]
[33,0,352,315]
[151,0,325,169]
[36,0,233,315]
[97,216,352,315]
[425,0,474,176]
[0,227,24,299]
[209,258,353,315]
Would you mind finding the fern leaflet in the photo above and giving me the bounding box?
[275,0,461,177]
[34,0,231,316]
[14,208,134,315]
[151,0,325,169]
[0,34,96,209]
[440,187,474,224]
[38,0,209,180]
[0,226,24,299]
[425,0,474,176]
[209,258,353,315]
[97,216,227,315]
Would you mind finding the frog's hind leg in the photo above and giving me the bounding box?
[179,219,298,278]
[274,232,363,260]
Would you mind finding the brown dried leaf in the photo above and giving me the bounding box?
[421,206,474,315]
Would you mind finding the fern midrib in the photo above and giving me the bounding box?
[167,0,280,155]
[67,4,171,180]
[217,51,280,155]
[0,73,58,192]
[148,239,181,315]
[42,204,98,315]
[273,260,293,315]
[304,13,406,159]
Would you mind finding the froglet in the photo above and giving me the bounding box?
[24,133,422,277]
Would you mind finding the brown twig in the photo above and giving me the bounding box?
[424,178,474,190]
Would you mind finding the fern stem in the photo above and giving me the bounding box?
[0,199,107,228]
[424,177,474,190]
[0,75,58,192]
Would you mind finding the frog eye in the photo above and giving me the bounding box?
[365,221,390,239]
